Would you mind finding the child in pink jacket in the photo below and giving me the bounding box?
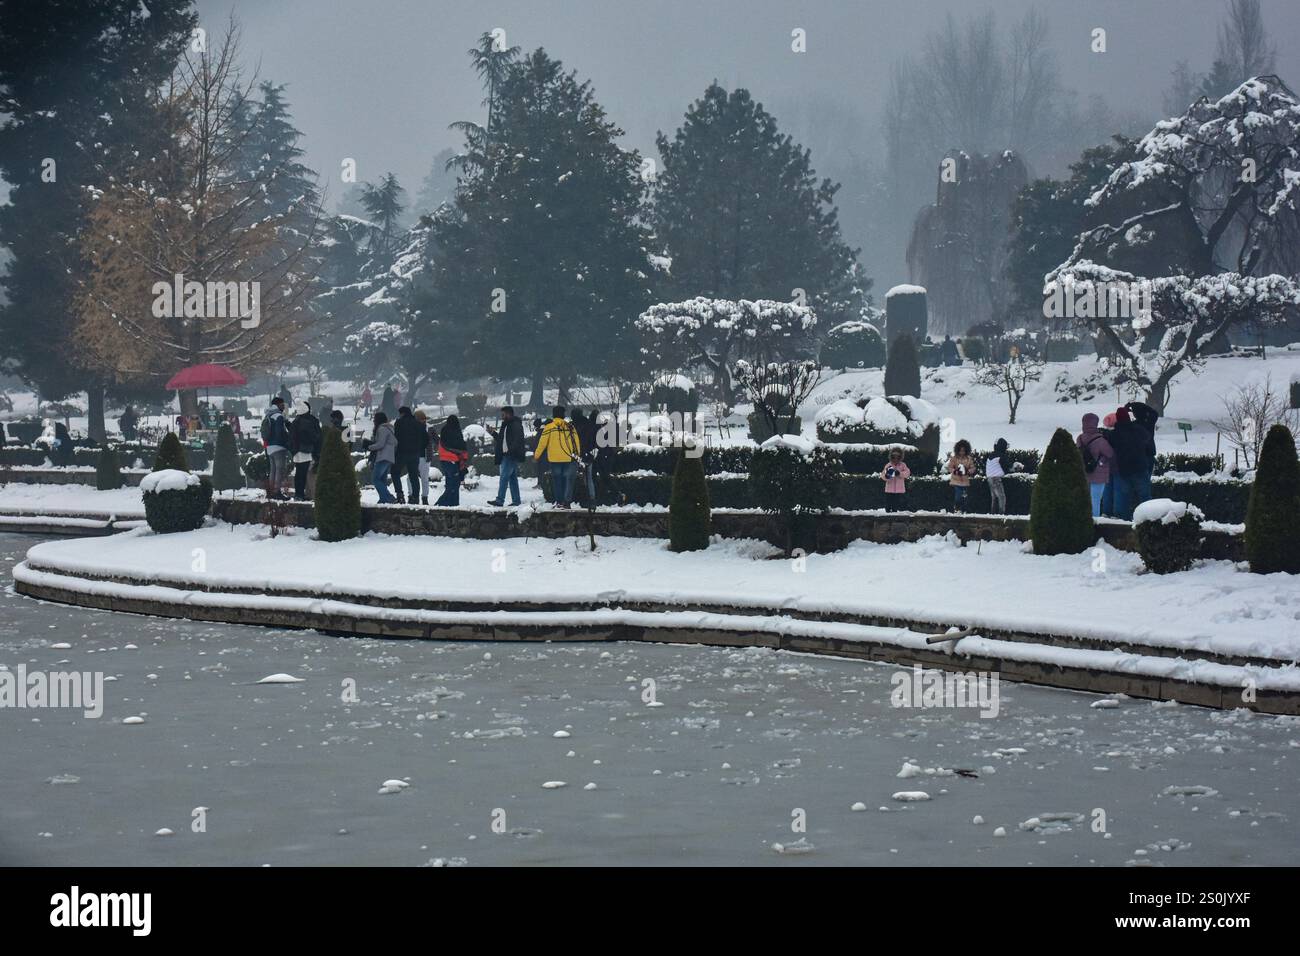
[881,448,911,512]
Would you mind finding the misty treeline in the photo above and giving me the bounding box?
[1,0,1298,433]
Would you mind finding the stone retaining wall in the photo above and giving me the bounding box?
[0,467,149,486]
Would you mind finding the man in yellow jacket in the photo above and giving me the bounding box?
[534,405,582,507]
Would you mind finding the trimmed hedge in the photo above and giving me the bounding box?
[1135,508,1203,574]
[668,448,711,551]
[1154,452,1222,476]
[152,433,190,472]
[749,444,841,554]
[314,427,362,542]
[211,425,244,492]
[95,446,124,490]
[0,447,49,466]
[1028,429,1096,555]
[143,477,213,533]
[1244,424,1300,573]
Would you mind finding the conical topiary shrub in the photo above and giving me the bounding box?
[313,426,362,542]
[95,445,124,490]
[211,424,244,493]
[1245,424,1300,573]
[152,431,190,472]
[669,446,711,552]
[1029,427,1095,555]
[884,333,922,397]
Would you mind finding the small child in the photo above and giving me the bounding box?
[881,448,911,512]
[986,437,1009,515]
[946,439,975,513]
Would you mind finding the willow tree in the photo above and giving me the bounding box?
[73,22,321,415]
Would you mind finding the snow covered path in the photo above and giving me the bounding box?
[22,524,1300,663]
[2,532,1295,866]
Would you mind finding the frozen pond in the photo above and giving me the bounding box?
[1,532,1295,866]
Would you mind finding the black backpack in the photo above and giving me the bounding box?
[1081,434,1104,473]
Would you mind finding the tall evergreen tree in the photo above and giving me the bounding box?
[652,83,867,337]
[0,0,196,440]
[359,173,407,255]
[429,48,655,407]
[233,81,320,222]
[413,147,458,217]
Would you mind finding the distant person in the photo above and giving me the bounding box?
[1126,401,1160,506]
[534,405,581,508]
[289,400,322,501]
[277,383,292,407]
[414,410,433,504]
[380,383,397,421]
[368,411,398,504]
[487,406,526,507]
[946,439,975,513]
[1108,406,1156,520]
[940,335,961,367]
[176,414,188,441]
[986,437,1010,515]
[52,421,74,466]
[881,448,911,512]
[360,384,373,415]
[261,397,291,499]
[393,405,427,504]
[573,408,600,505]
[434,414,469,506]
[328,408,354,446]
[118,405,138,442]
[1077,413,1115,518]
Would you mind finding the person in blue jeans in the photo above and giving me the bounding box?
[487,406,526,507]
[533,406,582,508]
[368,412,398,503]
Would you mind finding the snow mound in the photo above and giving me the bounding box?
[891,791,931,802]
[1133,498,1204,526]
[256,673,304,684]
[886,284,927,298]
[759,433,818,456]
[140,469,199,494]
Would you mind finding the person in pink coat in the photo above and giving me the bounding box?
[1077,412,1116,517]
[881,448,912,512]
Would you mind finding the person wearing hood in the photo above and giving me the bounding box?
[1076,413,1116,517]
[434,415,470,506]
[368,412,398,503]
[392,406,427,504]
[985,437,1011,514]
[118,405,138,442]
[289,399,322,501]
[52,421,75,466]
[534,406,581,508]
[1107,406,1155,520]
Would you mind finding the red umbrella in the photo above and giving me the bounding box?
[165,363,248,390]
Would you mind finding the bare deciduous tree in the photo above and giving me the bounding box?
[972,355,1044,424]
[1212,375,1299,468]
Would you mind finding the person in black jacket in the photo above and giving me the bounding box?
[572,409,600,506]
[289,400,322,501]
[1107,406,1156,520]
[1126,400,1160,505]
[392,406,427,504]
[486,406,526,507]
[118,405,138,442]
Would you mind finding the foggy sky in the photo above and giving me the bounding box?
[200,0,1300,209]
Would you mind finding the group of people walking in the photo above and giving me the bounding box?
[368,406,469,506]
[877,400,1161,518]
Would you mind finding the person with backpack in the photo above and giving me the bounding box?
[881,448,911,512]
[986,437,1011,515]
[533,406,581,508]
[945,439,976,513]
[1076,413,1115,517]
[434,415,470,506]
[367,411,398,504]
[486,405,526,507]
[1107,406,1156,520]
[289,399,323,501]
[392,405,427,504]
[261,397,291,500]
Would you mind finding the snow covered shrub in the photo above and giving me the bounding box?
[1153,452,1221,476]
[152,432,190,472]
[95,445,124,490]
[650,373,699,415]
[885,285,927,349]
[884,333,922,398]
[820,321,885,370]
[211,424,244,493]
[1133,499,1203,574]
[242,452,269,483]
[669,446,711,552]
[314,427,362,542]
[815,395,939,469]
[1245,424,1300,574]
[141,470,212,534]
[959,337,987,363]
[748,436,841,554]
[1028,428,1095,555]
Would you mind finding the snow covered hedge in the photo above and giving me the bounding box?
[1133,499,1204,574]
[141,470,213,534]
[814,395,940,469]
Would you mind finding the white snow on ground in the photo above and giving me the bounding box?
[21,524,1300,664]
[0,484,147,517]
[1133,498,1205,525]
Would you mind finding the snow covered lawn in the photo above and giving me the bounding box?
[0,483,148,517]
[22,523,1300,664]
